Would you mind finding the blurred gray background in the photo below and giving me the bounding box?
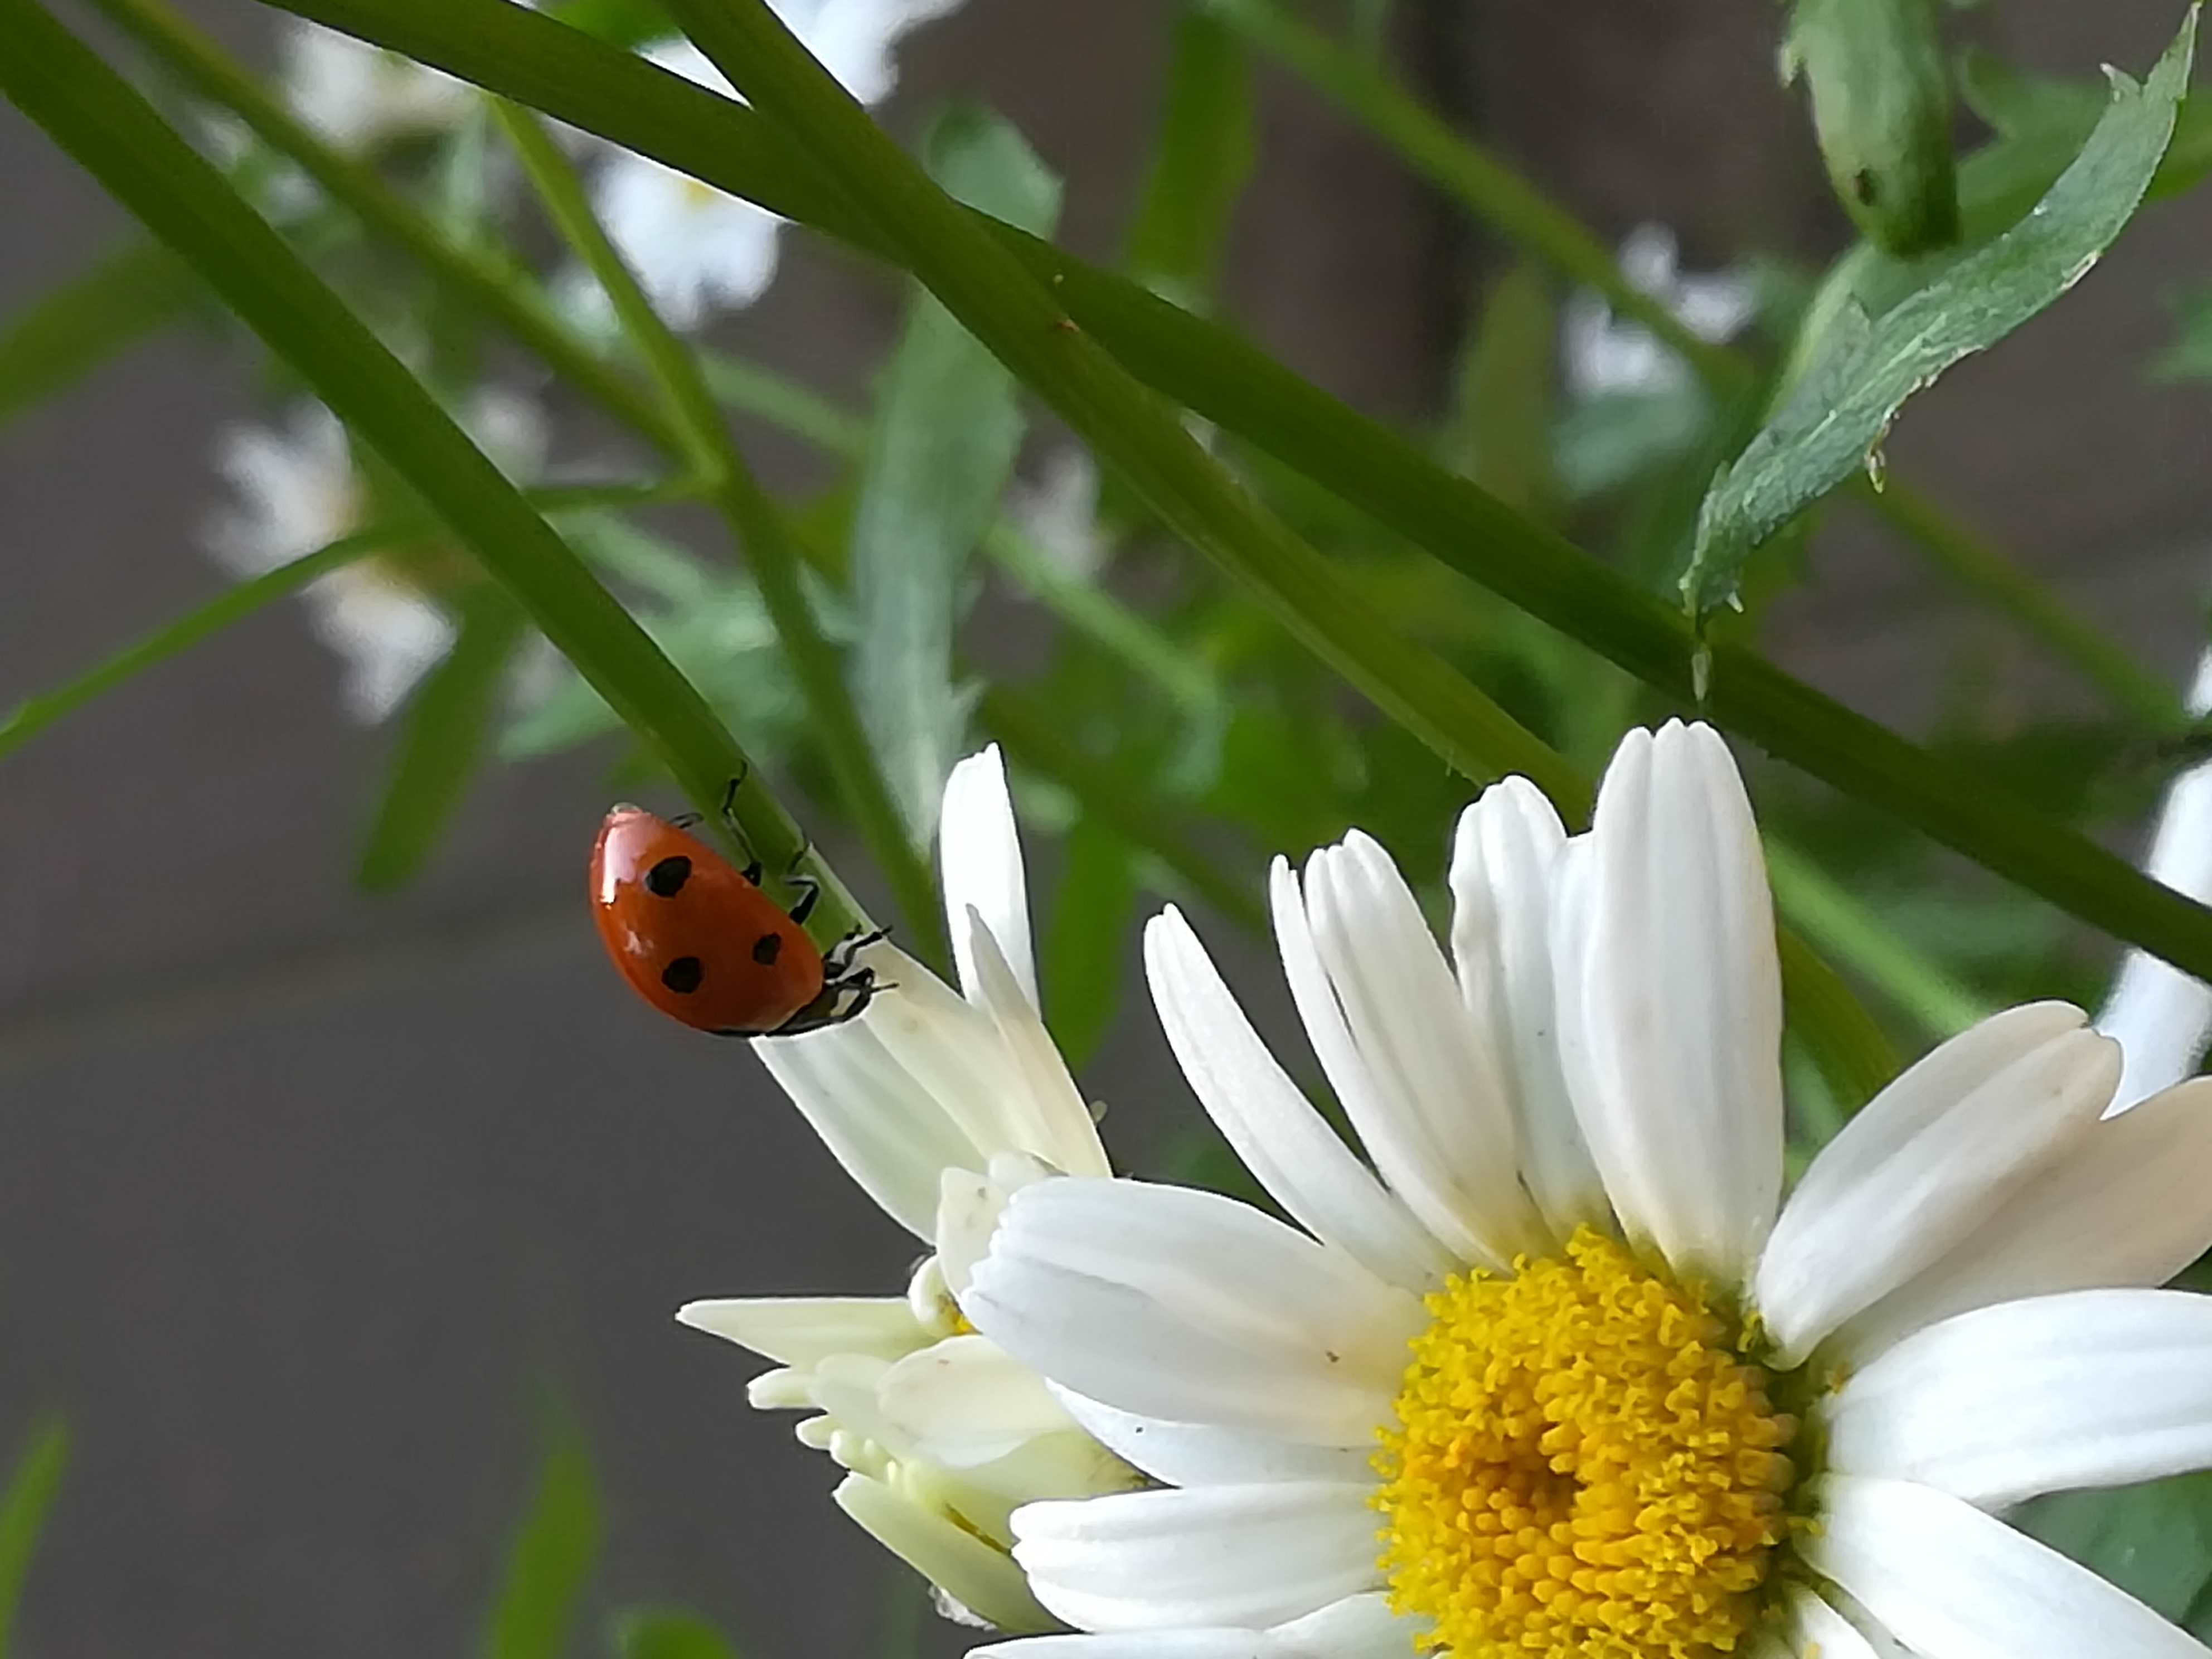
[2,0,2209,1653]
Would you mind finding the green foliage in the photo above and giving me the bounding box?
[1782,0,1959,255]
[482,1406,601,1659]
[2025,1474,2212,1638]
[610,1608,742,1659]
[1123,6,1255,308]
[0,239,197,430]
[0,1418,67,1659]
[1041,814,1142,1069]
[1688,9,2198,619]
[851,105,1060,845]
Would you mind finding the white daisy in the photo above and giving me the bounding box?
[277,20,475,153]
[2098,646,2212,1108]
[676,745,1140,1632]
[961,720,2212,1659]
[1562,224,1757,401]
[204,390,546,722]
[572,0,966,330]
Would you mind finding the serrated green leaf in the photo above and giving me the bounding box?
[1784,0,1959,256]
[1686,8,2197,618]
[1041,814,1139,1069]
[0,1418,67,1659]
[482,1405,600,1659]
[0,239,198,429]
[850,104,1060,842]
[358,588,528,890]
[1123,6,1254,309]
[610,1608,740,1659]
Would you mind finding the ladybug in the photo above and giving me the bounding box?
[589,801,882,1037]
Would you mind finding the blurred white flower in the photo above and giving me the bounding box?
[676,746,1138,1632]
[2099,648,2212,1107]
[572,0,967,330]
[278,21,475,153]
[203,390,546,723]
[1008,448,1107,583]
[1561,222,1756,400]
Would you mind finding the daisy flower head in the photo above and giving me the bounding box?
[962,719,2212,1659]
[676,745,1141,1632]
[1562,224,1757,401]
[573,0,966,332]
[203,390,546,723]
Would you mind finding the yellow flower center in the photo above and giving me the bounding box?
[1375,1228,1797,1659]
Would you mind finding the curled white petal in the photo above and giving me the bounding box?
[942,744,1038,1010]
[876,1334,1078,1468]
[1048,1388,1374,1488]
[673,1296,929,1366]
[834,1471,1054,1634]
[973,1593,1416,1659]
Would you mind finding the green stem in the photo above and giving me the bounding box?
[227,0,2212,984]
[0,0,789,865]
[83,0,678,450]
[494,99,930,955]
[0,479,700,763]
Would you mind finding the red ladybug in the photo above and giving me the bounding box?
[589,803,881,1037]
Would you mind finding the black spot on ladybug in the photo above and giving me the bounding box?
[661,955,705,994]
[644,855,692,898]
[751,933,783,966]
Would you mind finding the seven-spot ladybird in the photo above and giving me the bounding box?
[589,802,881,1037]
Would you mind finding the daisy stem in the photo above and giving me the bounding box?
[0,0,802,908]
[491,99,940,964]
[1216,0,2180,730]
[0,479,705,765]
[230,0,2212,985]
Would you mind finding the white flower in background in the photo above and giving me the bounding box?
[573,0,966,330]
[277,20,474,152]
[2099,647,2212,1108]
[203,390,546,723]
[677,746,1139,1632]
[961,719,2212,1659]
[1562,223,1756,400]
[1008,448,1108,584]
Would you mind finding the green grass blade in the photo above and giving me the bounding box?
[356,589,528,890]
[229,0,2212,984]
[1123,6,1255,307]
[1041,813,1141,1070]
[0,239,197,429]
[0,0,804,874]
[83,0,675,449]
[481,1406,600,1659]
[0,1418,68,1659]
[852,105,1060,842]
[491,98,898,946]
[612,1609,741,1659]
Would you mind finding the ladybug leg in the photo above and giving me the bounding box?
[763,963,881,1037]
[777,840,822,925]
[823,926,890,976]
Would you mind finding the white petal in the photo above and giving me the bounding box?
[754,1016,987,1238]
[1012,1483,1381,1631]
[942,745,1038,1010]
[1755,1005,2116,1365]
[1143,906,1453,1291]
[966,1178,1415,1446]
[1449,778,1608,1235]
[974,1594,1414,1659]
[673,1296,929,1366]
[962,909,1110,1176]
[876,1335,1077,1468]
[1804,1475,2212,1659]
[1779,1585,1883,1659]
[1049,1387,1375,1488]
[1826,1288,2212,1508]
[833,1471,1054,1634]
[1838,1076,2212,1357]
[1553,721,1783,1282]
[1273,851,1536,1270]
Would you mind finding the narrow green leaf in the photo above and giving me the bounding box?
[357,590,527,890]
[1689,9,2198,617]
[1041,815,1140,1069]
[611,1608,740,1659]
[481,1407,600,1659]
[1782,0,1959,256]
[0,0,795,873]
[1443,261,1558,520]
[0,240,197,429]
[0,1418,68,1659]
[164,0,2212,976]
[852,104,1061,845]
[2025,1474,2212,1626]
[1123,6,1255,308]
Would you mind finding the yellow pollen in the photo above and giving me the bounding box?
[1375,1227,1796,1659]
